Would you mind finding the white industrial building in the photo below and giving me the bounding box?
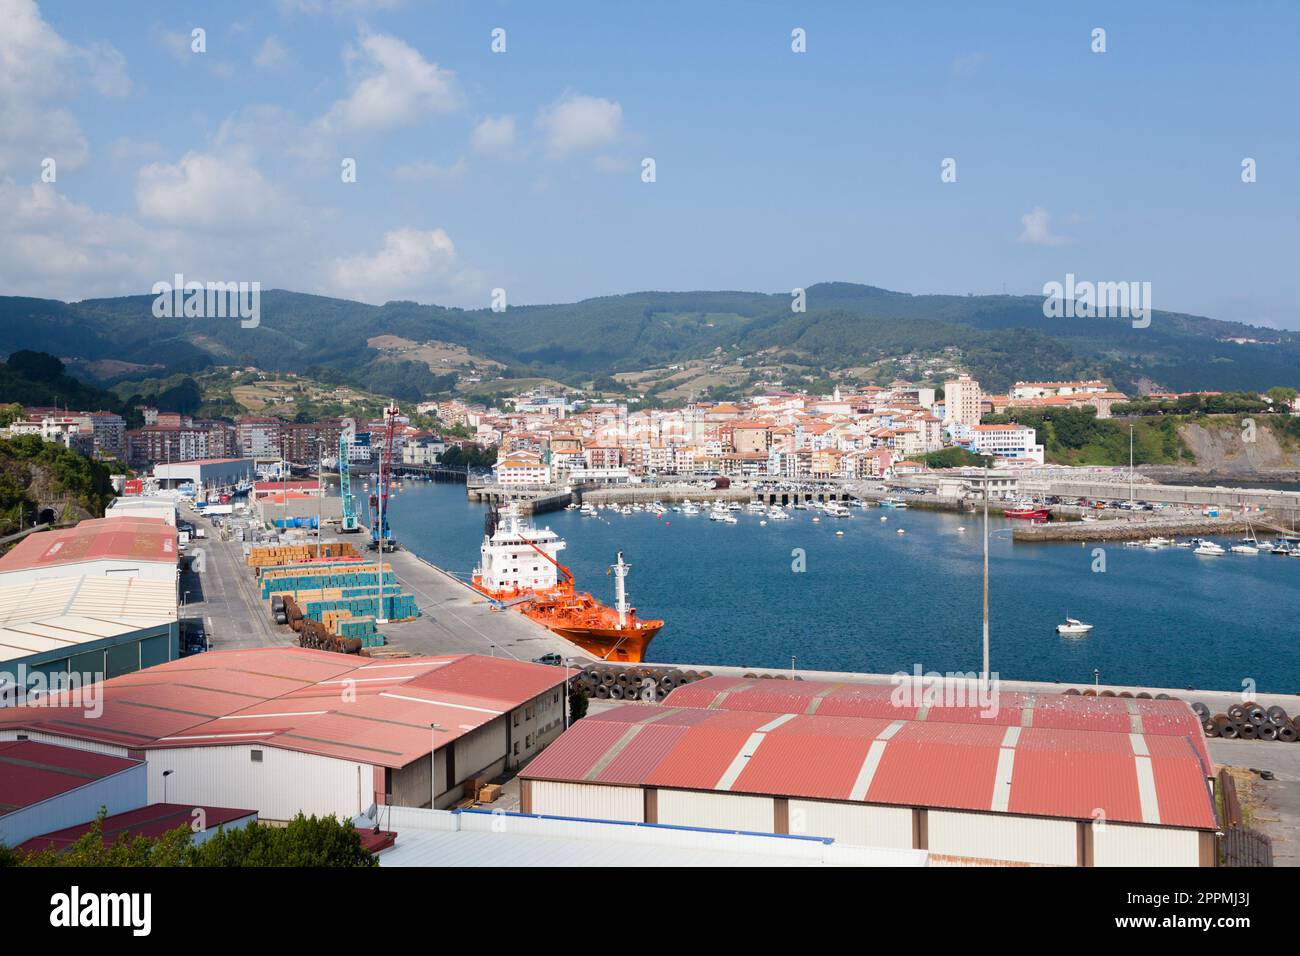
[153,458,254,490]
[106,496,179,526]
[370,805,928,867]
[0,575,179,691]
[0,740,145,848]
[520,680,1220,867]
[0,649,568,822]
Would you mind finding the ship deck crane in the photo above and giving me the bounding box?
[524,537,574,587]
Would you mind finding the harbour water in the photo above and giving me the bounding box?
[383,481,1300,693]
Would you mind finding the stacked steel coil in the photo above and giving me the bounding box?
[1201,701,1298,742]
[571,665,714,702]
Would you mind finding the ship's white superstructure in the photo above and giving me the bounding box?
[474,505,567,592]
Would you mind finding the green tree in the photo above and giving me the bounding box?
[189,813,377,867]
[569,689,589,722]
[11,808,193,867]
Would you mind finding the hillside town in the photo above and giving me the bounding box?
[6,374,1278,483]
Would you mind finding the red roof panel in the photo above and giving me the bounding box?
[0,740,140,816]
[16,803,255,854]
[0,517,176,572]
[0,649,564,770]
[522,704,1219,830]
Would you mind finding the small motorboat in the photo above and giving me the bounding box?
[1056,617,1094,636]
[1194,540,1225,556]
[1230,543,1259,555]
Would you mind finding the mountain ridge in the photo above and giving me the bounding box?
[1,282,1295,399]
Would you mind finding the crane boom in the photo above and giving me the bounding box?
[524,537,573,587]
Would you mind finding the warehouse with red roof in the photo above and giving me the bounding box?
[520,680,1219,867]
[0,740,146,848]
[0,516,177,586]
[0,648,568,821]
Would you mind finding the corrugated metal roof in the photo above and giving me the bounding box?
[0,740,141,816]
[16,803,256,854]
[522,703,1217,830]
[0,517,176,573]
[0,648,566,769]
[0,576,177,663]
[662,677,1213,771]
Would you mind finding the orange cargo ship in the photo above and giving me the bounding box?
[470,505,662,662]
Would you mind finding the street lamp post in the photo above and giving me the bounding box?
[981,466,990,690]
[162,769,174,803]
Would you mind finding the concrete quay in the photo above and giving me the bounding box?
[1019,477,1300,512]
[1012,514,1262,542]
[184,506,594,665]
[582,486,751,506]
[652,661,1300,713]
[379,546,594,664]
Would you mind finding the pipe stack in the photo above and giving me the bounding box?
[1201,700,1298,743]
[571,665,715,703]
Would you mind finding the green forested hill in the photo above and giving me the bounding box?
[1,283,1296,398]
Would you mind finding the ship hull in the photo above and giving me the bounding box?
[536,619,662,663]
[470,580,662,663]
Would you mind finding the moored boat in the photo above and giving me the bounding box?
[471,505,662,662]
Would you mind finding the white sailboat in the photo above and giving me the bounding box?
[1232,522,1261,554]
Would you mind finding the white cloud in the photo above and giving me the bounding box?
[255,36,291,69]
[135,148,286,231]
[318,33,461,135]
[1017,206,1070,246]
[82,41,132,97]
[536,93,622,157]
[327,228,482,304]
[0,0,131,174]
[0,179,160,297]
[471,115,516,155]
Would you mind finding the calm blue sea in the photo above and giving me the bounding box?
[382,481,1300,693]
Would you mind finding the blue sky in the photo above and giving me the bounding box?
[3,0,1298,328]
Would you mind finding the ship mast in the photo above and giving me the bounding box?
[611,551,630,627]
